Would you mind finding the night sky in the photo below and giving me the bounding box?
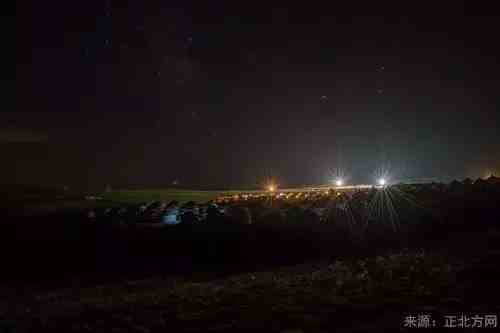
[12,2,500,191]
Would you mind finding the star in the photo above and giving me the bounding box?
[191,111,199,120]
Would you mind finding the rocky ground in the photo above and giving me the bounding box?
[2,230,500,332]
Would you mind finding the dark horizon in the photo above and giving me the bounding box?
[12,2,500,191]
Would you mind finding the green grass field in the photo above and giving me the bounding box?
[98,189,264,205]
[97,187,335,205]
[2,187,266,215]
[98,189,220,205]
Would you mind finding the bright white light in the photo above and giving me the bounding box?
[268,185,276,192]
[335,179,343,187]
[378,178,386,186]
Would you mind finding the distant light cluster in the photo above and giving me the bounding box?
[264,175,392,193]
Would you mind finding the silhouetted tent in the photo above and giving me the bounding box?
[486,175,500,185]
[162,211,180,225]
[167,200,179,208]
[462,178,473,186]
[449,180,463,191]
[182,201,196,209]
[206,204,225,223]
[161,202,181,225]
[146,201,162,211]
[137,202,148,214]
[180,210,198,225]
[474,177,488,187]
[430,182,444,190]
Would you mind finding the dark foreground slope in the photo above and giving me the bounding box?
[1,181,500,332]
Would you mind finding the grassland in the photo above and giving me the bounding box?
[2,184,330,210]
[97,187,348,206]
[2,187,260,216]
[99,189,220,205]
[98,188,267,205]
